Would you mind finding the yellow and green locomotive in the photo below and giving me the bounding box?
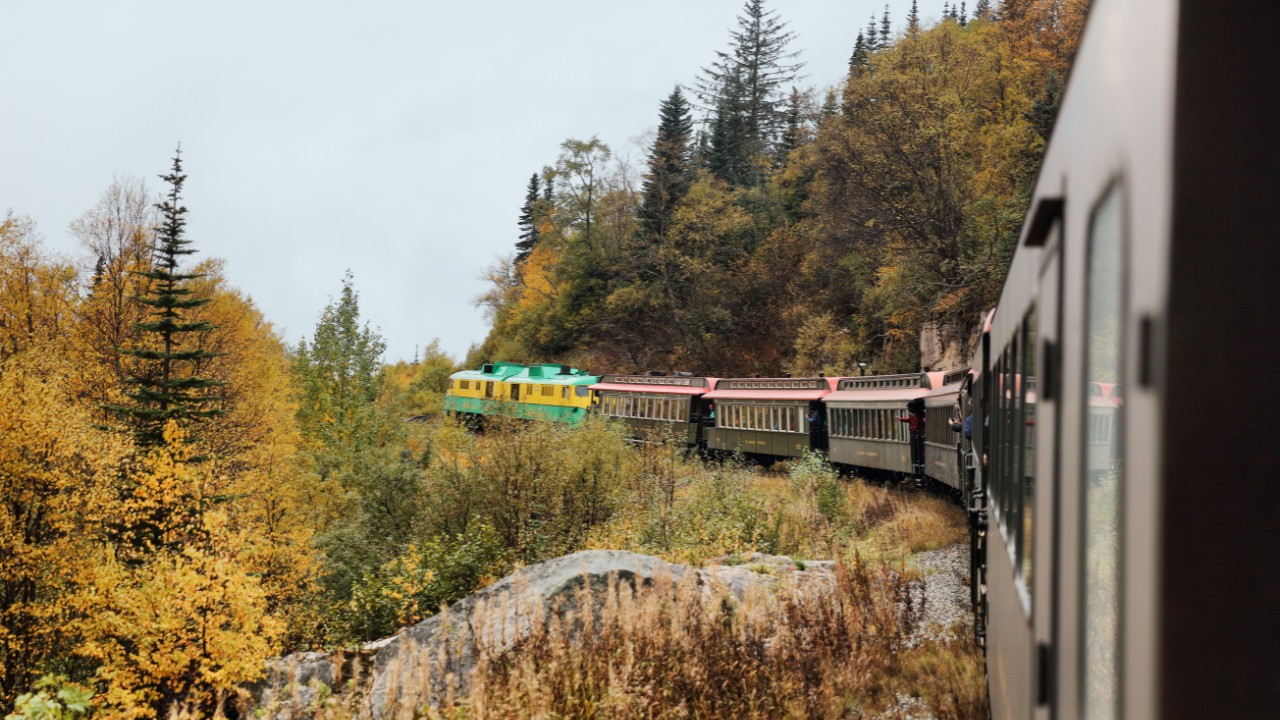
[443,362,598,424]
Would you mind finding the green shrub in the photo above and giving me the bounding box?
[6,676,92,720]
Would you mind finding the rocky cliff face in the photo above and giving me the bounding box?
[249,550,836,718]
[919,317,982,372]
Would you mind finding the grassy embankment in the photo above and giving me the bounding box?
[284,417,986,719]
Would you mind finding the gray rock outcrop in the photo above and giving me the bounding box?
[249,549,838,718]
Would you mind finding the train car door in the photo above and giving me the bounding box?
[807,401,828,452]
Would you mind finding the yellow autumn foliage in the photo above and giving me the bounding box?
[74,424,283,718]
[0,349,129,705]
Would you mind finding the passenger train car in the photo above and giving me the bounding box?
[823,371,967,492]
[590,374,716,444]
[970,0,1280,717]
[702,377,840,458]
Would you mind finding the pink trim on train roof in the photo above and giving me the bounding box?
[589,383,708,395]
[702,377,840,401]
[703,389,832,401]
[823,386,932,403]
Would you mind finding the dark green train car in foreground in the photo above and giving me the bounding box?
[444,362,599,424]
[590,374,717,443]
[702,377,842,458]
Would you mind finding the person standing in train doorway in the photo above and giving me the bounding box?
[900,399,926,487]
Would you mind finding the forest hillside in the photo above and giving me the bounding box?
[476,0,1084,376]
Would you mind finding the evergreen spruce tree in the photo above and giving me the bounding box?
[866,14,880,51]
[515,173,540,269]
[849,31,870,71]
[639,87,695,240]
[974,0,992,21]
[959,1,968,26]
[91,254,107,290]
[108,147,221,446]
[697,0,805,187]
[880,5,892,46]
[1025,73,1065,142]
[775,88,807,165]
[820,89,840,120]
[705,73,753,185]
[908,0,921,34]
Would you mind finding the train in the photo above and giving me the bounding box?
[444,366,971,487]
[965,0,1279,716]
[445,0,1280,716]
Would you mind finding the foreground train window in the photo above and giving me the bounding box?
[1021,307,1037,602]
[1083,185,1125,719]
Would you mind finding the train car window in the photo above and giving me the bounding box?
[1011,334,1026,583]
[1010,333,1023,542]
[1082,185,1125,720]
[1020,307,1038,604]
[995,350,1011,533]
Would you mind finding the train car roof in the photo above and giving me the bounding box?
[823,370,966,404]
[823,386,931,403]
[450,362,598,385]
[590,374,715,396]
[703,377,840,401]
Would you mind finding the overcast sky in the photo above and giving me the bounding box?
[2,0,919,364]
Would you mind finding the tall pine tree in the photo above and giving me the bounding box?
[775,87,808,164]
[850,31,870,71]
[697,0,805,187]
[108,147,221,446]
[639,87,695,240]
[515,173,540,270]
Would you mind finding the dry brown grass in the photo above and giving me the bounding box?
[294,552,985,720]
